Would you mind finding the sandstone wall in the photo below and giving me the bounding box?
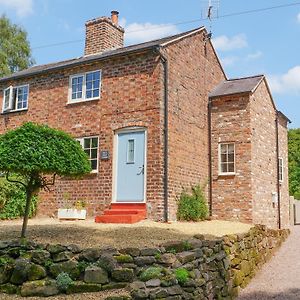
[0,225,289,299]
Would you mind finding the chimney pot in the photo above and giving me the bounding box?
[111,10,119,25]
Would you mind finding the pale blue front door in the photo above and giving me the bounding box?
[116,130,145,202]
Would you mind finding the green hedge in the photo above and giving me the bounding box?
[0,177,38,219]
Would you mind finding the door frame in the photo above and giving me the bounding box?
[112,127,147,203]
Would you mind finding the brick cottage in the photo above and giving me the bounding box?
[0,12,290,228]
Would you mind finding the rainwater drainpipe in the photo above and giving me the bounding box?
[208,98,213,216]
[275,112,281,229]
[155,46,169,222]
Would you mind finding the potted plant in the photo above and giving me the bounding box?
[58,193,87,220]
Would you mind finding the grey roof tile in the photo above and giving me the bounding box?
[0,27,204,83]
[209,75,264,98]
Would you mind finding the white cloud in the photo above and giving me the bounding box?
[0,0,33,17]
[122,19,179,44]
[212,34,248,51]
[297,12,300,23]
[268,66,300,94]
[247,51,263,60]
[221,56,239,67]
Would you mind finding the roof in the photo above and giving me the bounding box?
[0,27,204,83]
[209,75,264,98]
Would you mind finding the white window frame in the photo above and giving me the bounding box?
[68,70,101,104]
[218,143,236,176]
[77,136,99,173]
[278,157,283,182]
[2,84,29,113]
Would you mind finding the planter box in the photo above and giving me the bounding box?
[57,208,87,220]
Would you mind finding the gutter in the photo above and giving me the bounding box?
[155,46,169,222]
[208,99,213,216]
[275,112,281,229]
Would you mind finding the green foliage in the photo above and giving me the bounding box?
[0,255,14,266]
[0,15,34,77]
[183,241,192,251]
[289,129,300,199]
[0,122,91,176]
[0,177,38,219]
[56,272,73,292]
[177,184,208,221]
[77,261,90,273]
[139,267,164,282]
[174,268,189,285]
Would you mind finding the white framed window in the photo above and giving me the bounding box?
[219,143,235,175]
[127,139,135,164]
[278,157,283,182]
[77,136,99,173]
[2,85,29,112]
[69,70,101,103]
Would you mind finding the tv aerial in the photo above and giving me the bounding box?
[201,0,220,40]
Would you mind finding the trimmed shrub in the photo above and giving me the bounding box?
[177,184,208,221]
[0,177,38,219]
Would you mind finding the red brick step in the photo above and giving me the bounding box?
[95,203,146,224]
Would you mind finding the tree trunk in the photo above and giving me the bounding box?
[21,189,32,238]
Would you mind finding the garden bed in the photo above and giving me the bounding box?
[0,218,253,248]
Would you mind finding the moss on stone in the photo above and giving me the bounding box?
[139,267,164,282]
[114,254,133,263]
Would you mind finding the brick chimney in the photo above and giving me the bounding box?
[84,11,124,56]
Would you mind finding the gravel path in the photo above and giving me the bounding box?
[0,218,251,248]
[238,225,300,300]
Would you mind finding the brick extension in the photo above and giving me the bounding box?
[0,12,290,228]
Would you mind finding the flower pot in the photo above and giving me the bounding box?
[57,208,87,220]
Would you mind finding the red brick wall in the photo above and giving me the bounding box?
[210,79,290,229]
[84,17,124,55]
[210,94,253,223]
[0,52,165,219]
[165,30,226,220]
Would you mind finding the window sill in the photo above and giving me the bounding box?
[67,97,100,105]
[218,173,236,177]
[1,108,28,115]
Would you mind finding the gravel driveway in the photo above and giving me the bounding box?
[238,225,300,300]
[0,218,251,248]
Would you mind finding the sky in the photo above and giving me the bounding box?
[0,0,299,127]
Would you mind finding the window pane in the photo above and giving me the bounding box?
[228,153,234,163]
[228,163,234,173]
[3,88,10,110]
[84,138,91,149]
[93,89,99,98]
[86,91,92,99]
[221,153,227,163]
[86,81,93,90]
[221,145,227,154]
[86,73,93,82]
[221,163,228,173]
[91,159,97,171]
[228,144,234,153]
[127,139,135,163]
[85,71,101,99]
[71,76,84,100]
[91,138,98,148]
[91,149,97,159]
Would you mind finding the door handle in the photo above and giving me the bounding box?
[137,165,144,175]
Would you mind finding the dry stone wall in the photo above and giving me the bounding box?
[0,225,289,299]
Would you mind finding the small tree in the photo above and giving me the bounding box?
[0,122,91,237]
[0,15,34,77]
